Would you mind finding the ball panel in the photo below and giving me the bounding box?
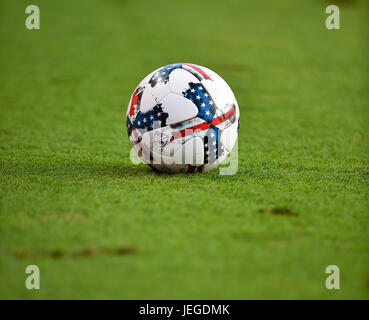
[139,89,157,113]
[199,65,239,114]
[173,136,204,166]
[168,68,200,94]
[201,78,234,113]
[220,120,238,153]
[161,93,198,125]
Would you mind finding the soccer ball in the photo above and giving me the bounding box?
[126,63,240,173]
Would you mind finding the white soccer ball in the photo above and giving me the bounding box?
[126,63,240,173]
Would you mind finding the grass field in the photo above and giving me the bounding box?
[0,0,368,299]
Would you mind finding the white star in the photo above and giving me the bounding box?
[196,95,200,100]
[204,93,208,97]
[191,89,195,93]
[205,110,210,115]
[150,115,154,120]
[209,100,213,105]
[212,141,216,146]
[211,133,215,138]
[201,103,205,107]
[143,118,147,123]
[198,86,203,90]
[137,121,141,125]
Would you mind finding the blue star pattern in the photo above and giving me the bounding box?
[149,64,182,87]
[127,103,169,136]
[182,82,216,123]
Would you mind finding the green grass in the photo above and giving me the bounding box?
[0,0,368,299]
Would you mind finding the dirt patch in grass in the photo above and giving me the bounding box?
[14,246,137,260]
[259,207,298,217]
